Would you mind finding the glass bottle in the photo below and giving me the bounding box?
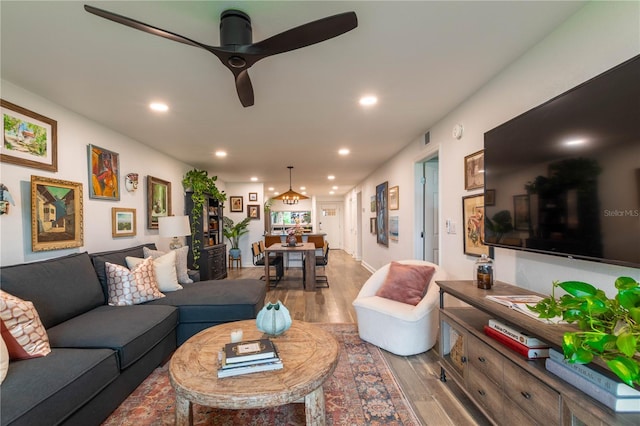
[474,254,494,289]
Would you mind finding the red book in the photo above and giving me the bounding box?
[483,325,549,359]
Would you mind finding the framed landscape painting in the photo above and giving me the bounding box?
[147,176,171,229]
[2,99,57,172]
[112,207,136,237]
[88,144,120,200]
[31,175,83,251]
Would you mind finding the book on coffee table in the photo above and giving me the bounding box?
[217,358,283,378]
[223,338,277,364]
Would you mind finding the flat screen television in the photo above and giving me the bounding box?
[483,54,639,268]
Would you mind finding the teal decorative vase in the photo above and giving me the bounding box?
[256,301,292,336]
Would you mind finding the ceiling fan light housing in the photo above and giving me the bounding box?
[220,10,252,46]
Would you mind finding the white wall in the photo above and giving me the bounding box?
[351,1,640,294]
[223,182,264,267]
[0,80,224,266]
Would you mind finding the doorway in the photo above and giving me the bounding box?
[422,157,439,263]
[319,203,341,249]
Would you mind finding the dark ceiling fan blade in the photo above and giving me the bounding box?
[84,4,209,51]
[235,70,255,107]
[251,11,357,56]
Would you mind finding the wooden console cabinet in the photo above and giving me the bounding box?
[437,280,640,426]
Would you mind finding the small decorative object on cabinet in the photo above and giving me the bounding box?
[437,280,640,425]
[185,191,227,280]
[473,254,494,289]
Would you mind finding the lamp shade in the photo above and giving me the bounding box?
[158,215,191,238]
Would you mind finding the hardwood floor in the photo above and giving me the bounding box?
[228,249,491,425]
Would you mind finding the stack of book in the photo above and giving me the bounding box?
[483,318,550,359]
[217,338,283,378]
[545,348,640,412]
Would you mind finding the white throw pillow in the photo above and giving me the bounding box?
[126,250,182,292]
[106,258,165,306]
[1,336,9,384]
[144,246,193,284]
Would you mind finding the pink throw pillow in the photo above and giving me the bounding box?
[375,262,436,306]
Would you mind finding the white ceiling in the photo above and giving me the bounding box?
[1,1,585,197]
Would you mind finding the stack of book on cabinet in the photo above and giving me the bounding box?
[545,348,640,412]
[483,318,550,359]
[217,338,283,378]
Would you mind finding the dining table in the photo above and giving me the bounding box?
[264,242,317,291]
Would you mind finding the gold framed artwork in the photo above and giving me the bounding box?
[247,204,260,219]
[389,185,399,210]
[147,176,171,229]
[112,207,136,237]
[464,150,484,190]
[2,99,58,172]
[88,144,120,200]
[462,194,489,257]
[31,175,83,251]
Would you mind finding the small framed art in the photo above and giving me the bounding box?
[147,176,171,229]
[370,217,377,234]
[2,99,57,172]
[389,186,399,210]
[462,194,489,257]
[88,144,120,200]
[247,204,260,219]
[464,150,484,190]
[248,192,258,202]
[112,208,136,237]
[230,196,243,212]
[31,175,83,251]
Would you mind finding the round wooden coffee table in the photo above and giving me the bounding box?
[169,320,339,426]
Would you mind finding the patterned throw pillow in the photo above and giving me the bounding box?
[106,257,165,306]
[1,336,8,383]
[375,262,436,306]
[0,290,51,360]
[126,250,182,292]
[144,246,193,284]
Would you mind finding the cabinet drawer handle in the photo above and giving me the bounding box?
[478,389,486,396]
[521,391,531,400]
[477,356,486,363]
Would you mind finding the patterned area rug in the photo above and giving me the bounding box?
[102,323,420,425]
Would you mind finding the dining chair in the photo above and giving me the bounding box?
[252,242,283,284]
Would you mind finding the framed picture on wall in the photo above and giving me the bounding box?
[389,216,399,241]
[247,204,260,219]
[88,144,120,200]
[370,217,377,234]
[389,186,399,210]
[230,196,243,212]
[147,176,171,229]
[376,181,388,246]
[464,150,484,190]
[31,175,83,251]
[1,99,58,172]
[370,195,376,212]
[248,192,258,202]
[112,207,136,237]
[462,194,489,257]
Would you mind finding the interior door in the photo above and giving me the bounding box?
[319,203,341,250]
[423,158,439,263]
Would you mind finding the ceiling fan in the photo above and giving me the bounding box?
[84,5,358,107]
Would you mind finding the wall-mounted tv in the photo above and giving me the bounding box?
[484,54,639,268]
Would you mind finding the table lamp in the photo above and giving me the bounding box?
[158,215,191,250]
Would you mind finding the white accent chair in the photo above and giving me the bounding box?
[352,260,446,356]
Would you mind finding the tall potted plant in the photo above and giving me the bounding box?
[223,216,251,259]
[182,169,226,268]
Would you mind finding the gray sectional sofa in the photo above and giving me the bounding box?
[0,244,266,426]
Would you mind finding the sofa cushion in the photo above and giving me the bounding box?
[0,348,118,426]
[144,246,193,285]
[105,259,165,306]
[0,252,105,329]
[146,279,265,324]
[375,261,436,306]
[46,305,178,370]
[127,251,182,292]
[90,243,157,301]
[0,290,51,360]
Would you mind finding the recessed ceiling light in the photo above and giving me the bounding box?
[250,177,258,182]
[300,186,306,190]
[268,187,274,191]
[338,148,350,155]
[327,175,335,180]
[565,138,587,146]
[215,150,227,157]
[149,102,169,112]
[301,191,307,195]
[332,186,338,190]
[274,191,280,196]
[359,95,377,107]
[329,191,335,195]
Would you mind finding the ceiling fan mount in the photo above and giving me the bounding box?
[84,5,358,107]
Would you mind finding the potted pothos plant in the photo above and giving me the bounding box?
[223,216,251,259]
[182,169,226,269]
[529,276,640,387]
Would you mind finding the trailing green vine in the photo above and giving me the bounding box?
[182,169,226,269]
[529,277,640,386]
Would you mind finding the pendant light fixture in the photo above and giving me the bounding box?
[274,166,308,205]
